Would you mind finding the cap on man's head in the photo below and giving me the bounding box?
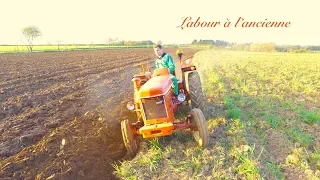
[153,44,162,49]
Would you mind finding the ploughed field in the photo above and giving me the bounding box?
[0,48,198,179]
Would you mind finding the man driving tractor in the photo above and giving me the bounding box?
[153,44,179,96]
[121,45,207,158]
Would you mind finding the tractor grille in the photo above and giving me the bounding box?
[142,97,167,120]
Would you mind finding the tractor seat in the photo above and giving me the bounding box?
[153,68,170,77]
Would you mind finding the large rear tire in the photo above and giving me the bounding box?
[188,71,205,113]
[121,119,138,158]
[188,108,208,147]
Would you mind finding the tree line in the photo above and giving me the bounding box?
[18,26,156,52]
[191,39,230,46]
[191,39,320,53]
[106,38,154,46]
[18,25,320,53]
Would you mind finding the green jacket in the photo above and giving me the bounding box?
[155,53,175,74]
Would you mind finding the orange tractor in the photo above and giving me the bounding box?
[121,50,208,157]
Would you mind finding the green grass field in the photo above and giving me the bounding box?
[0,44,211,53]
[114,50,320,179]
[0,45,155,53]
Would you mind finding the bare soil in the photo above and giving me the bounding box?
[0,48,198,179]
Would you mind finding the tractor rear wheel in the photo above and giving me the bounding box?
[188,108,208,147]
[121,119,138,158]
[188,71,205,113]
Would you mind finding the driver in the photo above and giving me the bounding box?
[153,44,179,96]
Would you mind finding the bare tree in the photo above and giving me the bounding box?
[107,37,119,47]
[21,25,42,52]
[15,40,20,52]
[57,40,61,51]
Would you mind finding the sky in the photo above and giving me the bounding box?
[1,0,319,46]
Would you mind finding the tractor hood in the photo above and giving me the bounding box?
[138,75,172,98]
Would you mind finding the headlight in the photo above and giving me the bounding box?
[177,93,186,102]
[126,101,135,111]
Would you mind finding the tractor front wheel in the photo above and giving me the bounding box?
[121,119,138,158]
[188,108,208,147]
